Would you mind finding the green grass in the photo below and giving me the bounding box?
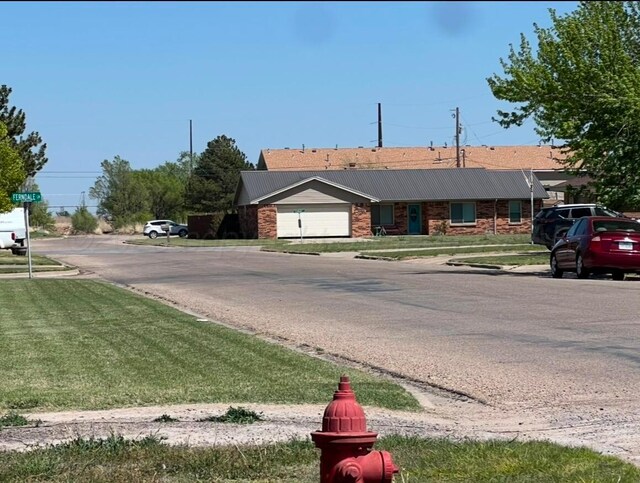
[0,435,637,482]
[0,251,63,266]
[0,266,72,274]
[0,411,38,428]
[267,234,532,253]
[198,406,264,424]
[126,234,532,252]
[361,244,545,260]
[452,252,550,266]
[0,279,419,412]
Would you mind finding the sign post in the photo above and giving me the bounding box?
[294,209,305,241]
[12,192,42,280]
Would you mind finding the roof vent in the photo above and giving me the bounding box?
[312,149,317,153]
[358,146,364,148]
[490,146,495,150]
[284,147,290,150]
[348,162,357,168]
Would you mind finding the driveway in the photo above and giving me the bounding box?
[30,235,640,465]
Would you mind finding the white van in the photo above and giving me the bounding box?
[0,208,27,250]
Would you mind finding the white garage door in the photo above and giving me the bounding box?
[276,204,351,238]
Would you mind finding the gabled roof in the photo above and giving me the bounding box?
[251,176,379,204]
[257,145,568,171]
[237,168,548,206]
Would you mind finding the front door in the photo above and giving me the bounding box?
[408,204,421,235]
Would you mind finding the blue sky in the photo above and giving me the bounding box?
[3,1,578,213]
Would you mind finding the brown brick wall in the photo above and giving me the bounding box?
[246,199,544,239]
[426,200,542,236]
[257,205,277,239]
[352,203,371,237]
[421,202,429,235]
[393,203,408,234]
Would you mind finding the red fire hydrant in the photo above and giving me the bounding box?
[311,375,399,483]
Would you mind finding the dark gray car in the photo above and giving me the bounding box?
[532,204,625,249]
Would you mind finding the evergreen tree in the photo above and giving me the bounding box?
[0,85,47,176]
[186,135,253,213]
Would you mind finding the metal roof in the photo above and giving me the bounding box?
[237,168,548,205]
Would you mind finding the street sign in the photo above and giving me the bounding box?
[11,192,42,203]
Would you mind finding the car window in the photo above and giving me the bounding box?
[566,219,581,237]
[593,220,640,232]
[570,208,592,218]
[554,208,571,219]
[594,207,621,217]
[574,218,588,235]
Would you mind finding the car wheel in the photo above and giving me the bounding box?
[612,270,625,281]
[178,229,188,238]
[550,253,564,278]
[576,254,590,279]
[148,231,158,239]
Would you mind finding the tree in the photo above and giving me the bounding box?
[0,122,26,212]
[186,135,254,213]
[0,85,48,176]
[134,166,185,221]
[89,156,150,227]
[487,1,640,209]
[71,206,98,234]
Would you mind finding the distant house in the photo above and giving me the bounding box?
[257,145,572,204]
[234,168,548,239]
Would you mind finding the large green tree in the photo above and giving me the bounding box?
[89,156,149,227]
[487,1,640,209]
[186,135,253,213]
[0,122,26,212]
[0,85,47,177]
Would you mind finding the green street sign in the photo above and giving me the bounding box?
[12,192,42,203]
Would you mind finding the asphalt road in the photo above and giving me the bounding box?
[31,235,640,463]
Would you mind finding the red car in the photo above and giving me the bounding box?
[550,216,640,280]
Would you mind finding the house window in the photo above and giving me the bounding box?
[450,202,476,224]
[371,204,394,225]
[509,201,522,223]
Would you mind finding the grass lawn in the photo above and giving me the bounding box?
[0,279,418,412]
[361,244,546,260]
[0,435,638,482]
[267,234,533,253]
[0,251,63,266]
[126,234,532,252]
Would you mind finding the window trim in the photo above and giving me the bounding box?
[508,200,522,224]
[449,201,476,226]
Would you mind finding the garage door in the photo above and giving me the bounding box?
[276,204,351,238]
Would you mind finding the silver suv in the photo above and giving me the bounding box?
[532,204,625,249]
[143,220,188,239]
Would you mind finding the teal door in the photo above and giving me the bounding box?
[408,204,421,234]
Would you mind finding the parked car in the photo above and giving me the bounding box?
[550,216,640,280]
[143,220,188,239]
[532,203,627,249]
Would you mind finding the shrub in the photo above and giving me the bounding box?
[71,206,98,234]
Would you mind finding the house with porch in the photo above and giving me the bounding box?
[234,168,548,239]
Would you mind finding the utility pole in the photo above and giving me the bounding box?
[455,107,461,168]
[377,103,383,148]
[189,119,193,175]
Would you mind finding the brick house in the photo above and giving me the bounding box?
[234,168,547,239]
